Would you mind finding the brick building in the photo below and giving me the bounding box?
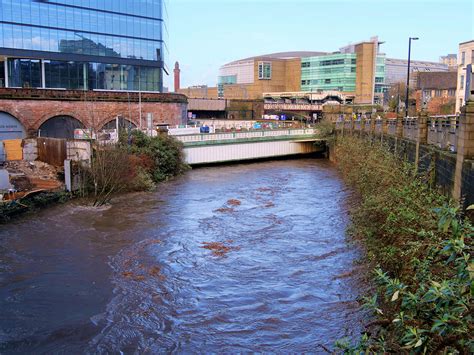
[413,72,457,114]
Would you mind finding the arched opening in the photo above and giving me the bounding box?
[39,115,85,139]
[0,112,26,162]
[101,117,137,131]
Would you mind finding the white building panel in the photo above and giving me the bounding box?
[219,60,255,84]
[184,140,319,165]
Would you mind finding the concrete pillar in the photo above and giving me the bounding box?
[453,101,474,201]
[418,110,428,145]
[382,118,388,138]
[4,57,8,88]
[370,117,376,137]
[415,110,428,171]
[396,114,404,138]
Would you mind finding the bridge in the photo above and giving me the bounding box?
[174,128,323,165]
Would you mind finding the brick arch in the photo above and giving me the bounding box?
[95,115,140,131]
[34,110,87,131]
[0,108,29,131]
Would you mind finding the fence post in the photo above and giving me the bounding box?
[370,117,376,138]
[453,101,474,202]
[396,114,404,138]
[415,110,428,171]
[381,118,388,143]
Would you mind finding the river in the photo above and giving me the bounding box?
[0,158,368,353]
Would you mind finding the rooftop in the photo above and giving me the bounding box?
[223,51,328,66]
[415,71,457,90]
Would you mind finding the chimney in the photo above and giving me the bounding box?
[174,61,181,92]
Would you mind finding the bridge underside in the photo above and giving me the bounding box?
[184,140,324,165]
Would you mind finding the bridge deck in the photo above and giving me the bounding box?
[177,129,324,165]
[175,128,320,147]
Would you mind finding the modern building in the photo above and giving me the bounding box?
[179,36,449,110]
[384,58,449,87]
[440,54,458,71]
[0,0,168,92]
[301,37,387,104]
[216,52,325,99]
[179,85,219,99]
[413,71,457,114]
[455,40,474,113]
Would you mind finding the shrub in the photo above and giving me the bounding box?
[333,135,473,353]
[127,130,189,183]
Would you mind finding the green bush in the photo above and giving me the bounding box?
[333,136,473,353]
[127,130,189,183]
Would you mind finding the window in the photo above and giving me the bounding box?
[448,89,456,96]
[258,62,272,80]
[7,59,42,88]
[435,89,442,97]
[324,79,331,84]
[301,62,310,68]
[218,75,236,85]
[461,51,465,65]
[320,59,345,66]
[461,75,465,89]
[423,90,431,98]
[375,77,384,83]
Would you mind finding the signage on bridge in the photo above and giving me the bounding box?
[264,103,323,111]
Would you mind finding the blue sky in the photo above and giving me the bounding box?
[164,0,474,89]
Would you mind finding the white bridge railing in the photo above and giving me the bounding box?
[174,128,317,144]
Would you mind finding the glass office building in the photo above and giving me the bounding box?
[301,53,387,94]
[0,0,167,91]
[301,53,358,92]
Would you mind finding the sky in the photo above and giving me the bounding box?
[164,0,474,90]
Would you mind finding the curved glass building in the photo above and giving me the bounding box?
[0,0,168,91]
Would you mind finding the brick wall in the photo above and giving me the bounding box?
[0,88,188,136]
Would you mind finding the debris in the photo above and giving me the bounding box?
[227,199,241,206]
[214,207,234,213]
[201,241,240,257]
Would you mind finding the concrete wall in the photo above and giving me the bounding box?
[333,103,474,208]
[66,140,91,165]
[23,139,38,161]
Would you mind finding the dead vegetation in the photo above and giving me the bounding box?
[201,241,240,257]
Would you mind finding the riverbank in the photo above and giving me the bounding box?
[1,131,189,223]
[0,191,71,223]
[332,135,473,353]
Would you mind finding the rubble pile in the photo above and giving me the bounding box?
[6,161,60,180]
[5,161,64,191]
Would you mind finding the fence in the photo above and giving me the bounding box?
[333,104,474,207]
[37,138,67,166]
[335,114,459,153]
[174,128,317,144]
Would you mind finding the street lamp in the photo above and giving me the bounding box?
[405,37,419,117]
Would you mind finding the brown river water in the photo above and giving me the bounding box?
[0,158,368,353]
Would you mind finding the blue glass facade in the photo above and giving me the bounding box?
[0,0,167,91]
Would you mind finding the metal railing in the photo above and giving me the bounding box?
[175,128,317,143]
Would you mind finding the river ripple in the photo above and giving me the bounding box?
[0,159,368,353]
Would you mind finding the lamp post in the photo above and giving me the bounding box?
[405,37,419,117]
